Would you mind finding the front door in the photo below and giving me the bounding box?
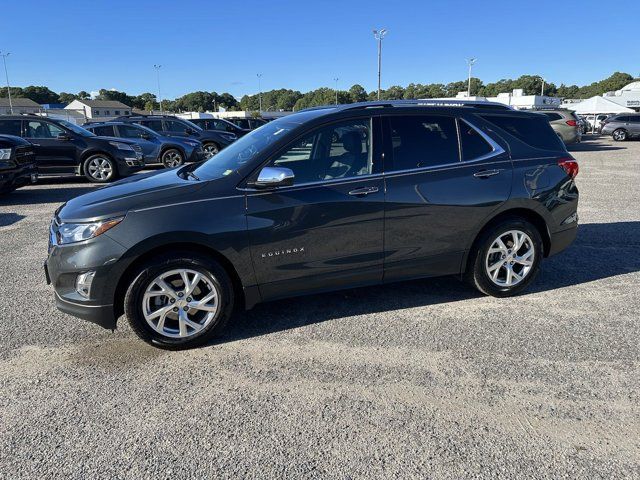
[382,114,512,282]
[245,117,385,300]
[23,120,77,173]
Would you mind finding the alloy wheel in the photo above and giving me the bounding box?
[613,130,626,141]
[485,230,535,287]
[203,143,219,158]
[142,268,219,339]
[163,150,183,167]
[87,157,113,181]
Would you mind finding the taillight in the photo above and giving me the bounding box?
[558,157,579,178]
[565,120,577,127]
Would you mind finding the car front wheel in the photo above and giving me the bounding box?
[466,218,543,297]
[84,154,117,183]
[161,148,184,168]
[124,253,234,349]
[612,129,627,141]
[202,142,220,158]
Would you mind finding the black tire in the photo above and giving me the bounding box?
[160,148,184,168]
[202,142,220,158]
[465,218,543,297]
[83,154,118,183]
[612,129,627,142]
[124,252,235,350]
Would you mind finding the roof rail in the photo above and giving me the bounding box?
[300,99,513,113]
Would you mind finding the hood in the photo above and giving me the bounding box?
[58,168,209,222]
[0,134,30,147]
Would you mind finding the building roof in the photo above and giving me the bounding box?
[72,99,131,109]
[564,95,634,114]
[0,97,40,108]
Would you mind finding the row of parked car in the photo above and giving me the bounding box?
[0,114,268,194]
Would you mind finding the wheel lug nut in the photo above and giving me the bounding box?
[172,307,178,312]
[183,306,189,311]
[186,297,192,302]
[170,299,175,304]
[178,292,184,297]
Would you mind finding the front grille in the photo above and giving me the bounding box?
[14,145,35,165]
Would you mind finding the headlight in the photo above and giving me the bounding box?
[0,148,12,160]
[108,141,135,151]
[185,141,200,147]
[56,217,123,245]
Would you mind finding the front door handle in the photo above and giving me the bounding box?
[348,186,379,196]
[473,169,501,179]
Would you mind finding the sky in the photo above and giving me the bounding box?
[2,0,638,100]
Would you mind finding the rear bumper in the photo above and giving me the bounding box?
[548,224,578,257]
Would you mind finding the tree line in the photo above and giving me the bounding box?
[0,72,636,113]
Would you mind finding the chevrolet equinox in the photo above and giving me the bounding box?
[45,101,579,349]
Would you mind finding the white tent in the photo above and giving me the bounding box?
[565,96,634,114]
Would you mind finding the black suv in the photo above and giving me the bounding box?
[226,117,267,130]
[188,117,250,137]
[0,116,144,183]
[114,115,236,157]
[0,134,38,194]
[46,100,579,349]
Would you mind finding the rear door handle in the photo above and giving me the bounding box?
[473,169,501,179]
[348,186,379,196]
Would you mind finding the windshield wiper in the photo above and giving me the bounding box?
[185,171,200,181]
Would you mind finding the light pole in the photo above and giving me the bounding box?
[373,29,387,100]
[257,73,263,112]
[333,77,339,105]
[466,58,477,97]
[153,64,163,114]
[540,77,546,96]
[0,52,13,114]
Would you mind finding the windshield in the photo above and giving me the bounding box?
[192,121,295,180]
[180,118,203,132]
[59,120,95,137]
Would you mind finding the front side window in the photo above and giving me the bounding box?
[24,121,64,139]
[388,115,459,171]
[140,120,164,132]
[164,120,189,133]
[213,120,233,132]
[0,120,22,136]
[269,119,372,184]
[118,124,148,139]
[459,119,493,161]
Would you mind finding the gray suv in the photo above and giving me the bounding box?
[536,109,581,145]
[601,114,640,141]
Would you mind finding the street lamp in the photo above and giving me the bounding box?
[333,77,339,105]
[0,52,13,114]
[153,64,163,114]
[373,29,388,100]
[257,73,263,112]
[540,76,546,96]
[466,58,477,97]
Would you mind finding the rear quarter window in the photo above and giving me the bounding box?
[480,114,564,151]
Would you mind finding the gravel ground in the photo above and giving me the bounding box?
[0,136,638,479]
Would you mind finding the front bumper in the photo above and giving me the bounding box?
[114,150,145,176]
[0,163,37,191]
[187,147,206,163]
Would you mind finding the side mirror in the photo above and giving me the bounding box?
[185,128,195,135]
[56,133,71,141]
[253,167,294,189]
[140,133,152,140]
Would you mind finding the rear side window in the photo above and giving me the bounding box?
[0,120,22,136]
[542,112,562,121]
[480,114,563,150]
[140,120,164,131]
[91,125,115,137]
[629,116,640,123]
[388,115,459,170]
[459,120,493,161]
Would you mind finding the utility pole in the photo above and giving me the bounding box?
[0,52,13,114]
[466,58,477,97]
[540,77,546,96]
[257,73,263,112]
[373,29,387,100]
[153,64,163,114]
[333,77,339,105]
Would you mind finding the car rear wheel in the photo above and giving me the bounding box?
[202,142,220,158]
[124,253,234,349]
[161,148,184,168]
[466,218,543,297]
[84,154,117,183]
[612,129,627,141]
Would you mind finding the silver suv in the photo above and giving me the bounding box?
[536,109,581,144]
[601,114,640,141]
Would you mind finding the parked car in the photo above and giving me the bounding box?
[45,100,579,349]
[225,117,267,130]
[0,134,38,194]
[582,114,611,133]
[114,115,236,158]
[188,118,250,138]
[601,114,640,141]
[0,115,144,183]
[85,122,205,168]
[535,109,581,144]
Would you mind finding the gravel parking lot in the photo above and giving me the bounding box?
[1,136,638,479]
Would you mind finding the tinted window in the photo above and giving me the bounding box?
[164,120,190,133]
[614,116,629,122]
[91,125,116,137]
[140,120,164,132]
[118,124,149,139]
[459,120,493,161]
[542,112,562,121]
[480,114,563,150]
[388,115,459,171]
[270,119,371,184]
[24,121,64,139]
[212,120,234,132]
[0,120,22,136]
[628,116,640,123]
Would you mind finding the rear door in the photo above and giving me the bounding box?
[628,116,640,136]
[245,116,385,300]
[382,113,512,282]
[23,120,77,173]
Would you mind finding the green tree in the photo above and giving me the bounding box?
[96,88,134,106]
[58,92,77,104]
[348,84,367,103]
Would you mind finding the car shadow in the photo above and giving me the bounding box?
[218,221,640,344]
[0,212,26,227]
[567,141,624,152]
[0,177,99,206]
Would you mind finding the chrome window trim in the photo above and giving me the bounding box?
[458,118,506,163]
